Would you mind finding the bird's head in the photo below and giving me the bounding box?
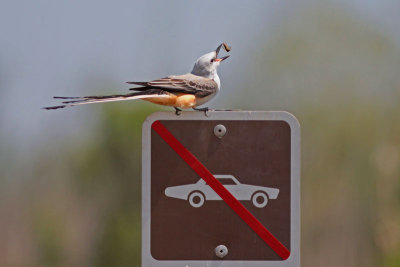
[191,44,230,78]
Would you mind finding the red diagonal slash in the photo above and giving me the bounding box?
[152,120,290,260]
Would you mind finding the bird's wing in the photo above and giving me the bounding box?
[127,74,218,97]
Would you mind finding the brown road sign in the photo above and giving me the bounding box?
[142,111,300,267]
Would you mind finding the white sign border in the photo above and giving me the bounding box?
[142,111,300,267]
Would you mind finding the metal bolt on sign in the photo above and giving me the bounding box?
[215,245,228,258]
[214,124,227,138]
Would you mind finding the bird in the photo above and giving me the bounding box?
[43,43,230,115]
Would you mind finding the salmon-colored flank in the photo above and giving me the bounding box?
[143,93,196,109]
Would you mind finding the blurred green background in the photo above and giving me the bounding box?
[1,1,400,266]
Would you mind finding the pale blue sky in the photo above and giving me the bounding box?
[0,0,399,154]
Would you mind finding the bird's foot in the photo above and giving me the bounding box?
[193,107,210,117]
[174,107,182,116]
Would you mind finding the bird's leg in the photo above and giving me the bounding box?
[193,107,210,117]
[174,107,182,116]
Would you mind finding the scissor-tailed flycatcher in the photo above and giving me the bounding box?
[43,43,230,115]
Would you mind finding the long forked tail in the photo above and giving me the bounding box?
[43,90,168,110]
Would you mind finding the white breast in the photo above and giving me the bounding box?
[195,90,218,107]
[195,74,220,107]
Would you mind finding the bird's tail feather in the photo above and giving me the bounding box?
[126,81,148,86]
[43,91,168,110]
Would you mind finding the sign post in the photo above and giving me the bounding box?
[142,111,300,267]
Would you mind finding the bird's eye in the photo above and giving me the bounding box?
[211,58,215,63]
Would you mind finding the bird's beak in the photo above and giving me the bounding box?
[215,44,223,57]
[214,55,230,62]
[215,43,230,62]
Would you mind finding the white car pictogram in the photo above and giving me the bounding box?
[164,175,279,208]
